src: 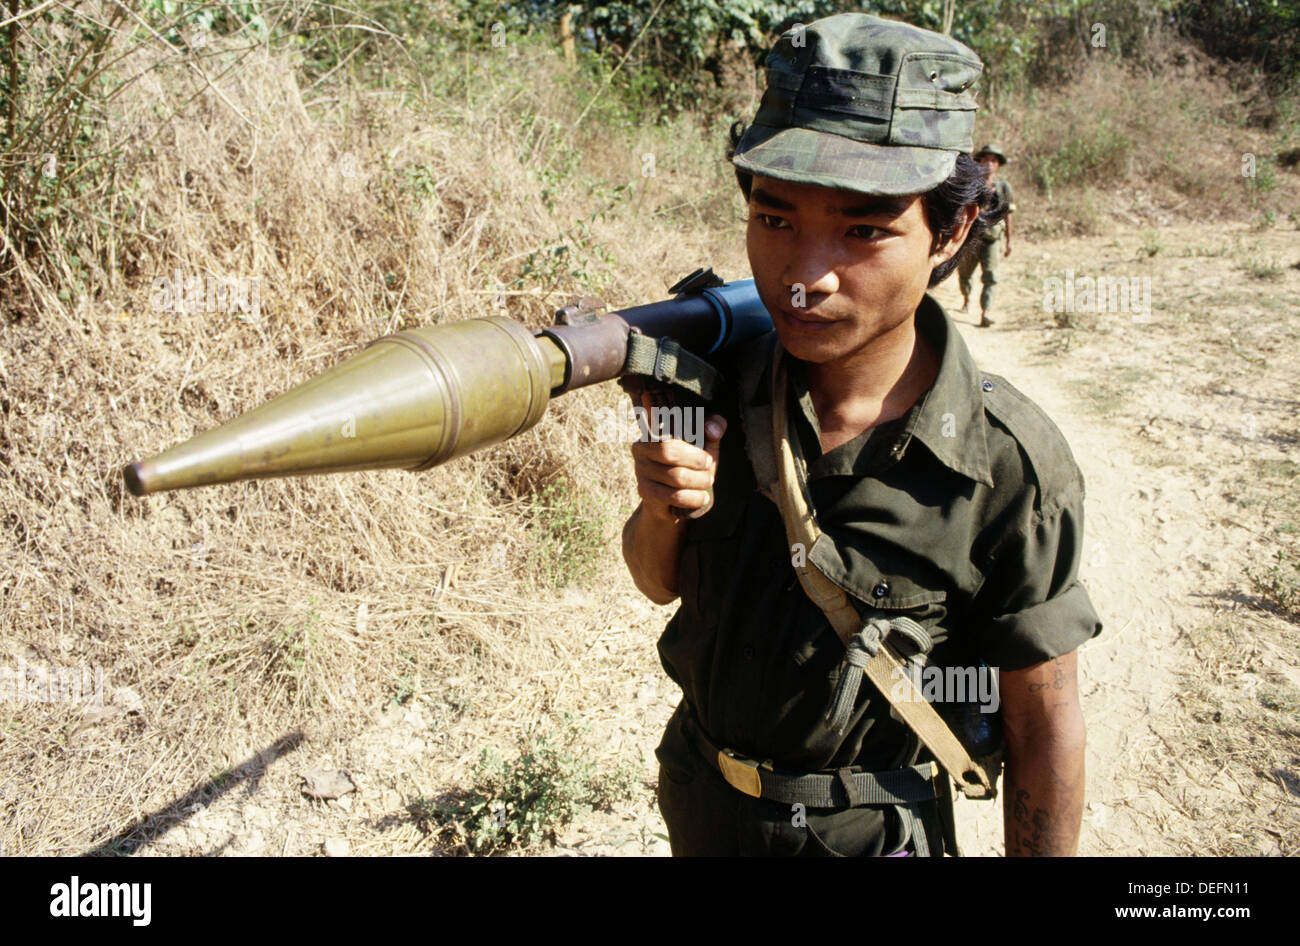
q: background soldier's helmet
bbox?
[974,143,1009,165]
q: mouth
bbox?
[777,307,839,331]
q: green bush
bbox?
[1241,255,1285,280]
[1033,115,1134,197]
[421,715,638,854]
[1246,549,1299,619]
[1176,0,1300,90]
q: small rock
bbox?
[112,687,144,714]
[323,837,350,857]
[301,769,356,800]
[337,794,353,811]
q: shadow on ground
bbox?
[82,730,304,856]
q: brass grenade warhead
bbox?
[123,318,566,496]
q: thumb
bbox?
[703,414,727,468]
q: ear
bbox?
[929,203,979,269]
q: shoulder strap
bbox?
[768,344,996,801]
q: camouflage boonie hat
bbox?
[975,143,1008,164]
[732,14,982,197]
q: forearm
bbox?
[1002,703,1086,856]
[998,652,1086,856]
[621,503,687,604]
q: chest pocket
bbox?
[807,532,950,631]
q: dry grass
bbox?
[0,25,739,855]
[1163,609,1300,856]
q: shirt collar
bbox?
[777,293,994,487]
[906,294,994,487]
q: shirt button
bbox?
[982,380,995,392]
[872,581,889,599]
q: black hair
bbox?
[727,123,1008,288]
[923,153,1006,286]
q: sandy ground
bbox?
[948,224,1298,857]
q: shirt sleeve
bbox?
[969,493,1102,672]
[1003,180,1016,214]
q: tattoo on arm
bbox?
[1011,789,1053,856]
[1027,657,1066,693]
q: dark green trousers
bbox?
[958,237,1000,312]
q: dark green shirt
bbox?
[657,293,1102,776]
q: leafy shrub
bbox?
[1246,549,1300,619]
[420,715,638,854]
[1033,116,1134,197]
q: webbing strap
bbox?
[623,332,720,400]
[685,714,940,808]
[769,344,996,801]
[759,763,940,808]
[900,803,932,857]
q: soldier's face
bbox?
[745,175,966,366]
[979,155,1000,177]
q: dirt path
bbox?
[949,280,1201,856]
[946,226,1298,856]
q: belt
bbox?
[681,711,940,809]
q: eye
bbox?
[848,224,883,239]
[755,213,790,230]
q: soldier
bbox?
[958,144,1016,326]
[622,14,1101,856]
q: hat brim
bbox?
[732,124,958,198]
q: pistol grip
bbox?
[641,384,713,522]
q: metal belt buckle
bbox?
[717,749,763,799]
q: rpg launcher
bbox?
[123,268,772,501]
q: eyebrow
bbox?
[751,186,911,219]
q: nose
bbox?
[783,244,839,300]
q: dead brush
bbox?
[0,7,740,855]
